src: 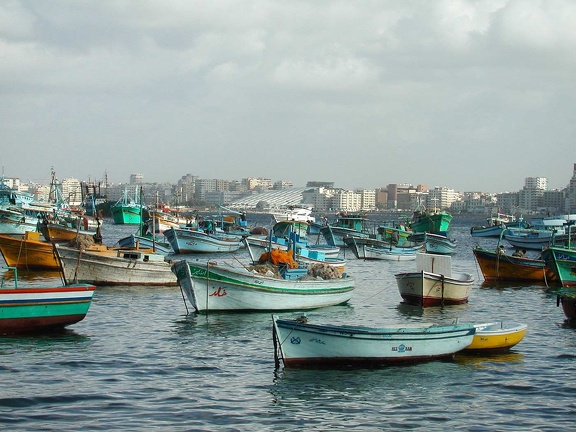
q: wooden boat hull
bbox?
[273,317,475,367]
[463,322,527,353]
[395,271,473,307]
[320,226,370,248]
[557,293,576,320]
[470,225,505,238]
[0,284,95,334]
[472,247,556,282]
[171,260,355,312]
[116,234,172,255]
[541,247,576,287]
[424,233,456,255]
[38,223,97,243]
[0,232,60,270]
[503,229,553,250]
[164,228,242,254]
[56,245,177,286]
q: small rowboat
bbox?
[272,315,475,368]
[463,322,527,353]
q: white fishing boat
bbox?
[395,253,474,307]
[272,315,476,368]
[163,227,243,254]
[171,259,354,313]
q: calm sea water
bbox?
[1,215,576,431]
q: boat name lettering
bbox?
[209,287,227,297]
[308,338,325,345]
[391,344,412,352]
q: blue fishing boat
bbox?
[470,214,530,237]
[319,212,372,247]
[164,227,243,254]
[343,236,424,261]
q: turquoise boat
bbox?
[111,186,146,225]
[410,210,453,234]
[0,267,96,334]
[541,244,576,288]
[319,212,372,247]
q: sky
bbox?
[1,0,575,194]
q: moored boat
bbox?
[462,322,527,353]
[395,253,474,306]
[343,236,424,261]
[111,186,146,225]
[410,232,457,255]
[409,202,452,234]
[164,227,243,254]
[319,212,372,247]
[470,214,530,238]
[0,267,95,335]
[472,246,556,283]
[272,315,476,368]
[171,259,354,313]
[0,231,60,270]
[556,291,576,320]
[541,244,576,287]
[56,244,177,286]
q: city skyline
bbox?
[2,2,575,193]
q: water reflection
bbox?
[396,302,469,321]
[479,280,551,290]
[454,351,525,366]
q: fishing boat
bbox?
[55,244,177,286]
[556,291,576,320]
[111,185,146,225]
[343,236,424,261]
[144,205,193,234]
[0,266,95,335]
[470,214,530,238]
[409,199,452,234]
[395,253,474,306]
[171,259,355,313]
[0,206,42,235]
[0,231,60,270]
[410,232,457,255]
[163,227,243,254]
[503,228,557,250]
[541,245,576,287]
[116,233,173,255]
[245,221,344,272]
[472,246,556,283]
[319,212,372,247]
[272,315,476,368]
[37,218,101,244]
[462,322,527,353]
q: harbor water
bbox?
[1,215,576,431]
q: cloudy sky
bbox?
[1,0,575,193]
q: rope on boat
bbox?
[178,283,189,315]
[52,243,68,286]
[272,316,280,369]
[73,248,82,284]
